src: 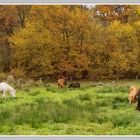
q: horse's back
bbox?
[0,82,13,91]
[68,82,80,88]
[129,85,139,96]
[58,79,65,88]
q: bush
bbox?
[16,82,31,91]
[34,80,44,87]
[10,68,25,79]
[6,75,15,84]
[0,72,7,81]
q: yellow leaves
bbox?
[9,15,55,78]
[95,5,113,13]
[108,20,135,35]
[5,5,140,79]
[134,21,140,28]
[10,68,25,79]
[107,21,137,51]
[108,52,127,71]
[135,6,140,15]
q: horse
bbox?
[128,85,140,111]
[136,91,140,111]
[0,82,16,99]
[68,82,80,88]
[57,76,67,88]
[128,85,139,104]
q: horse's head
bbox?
[10,89,16,97]
[128,94,135,104]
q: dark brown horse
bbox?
[136,91,140,111]
[68,82,80,88]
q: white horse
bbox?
[0,82,16,99]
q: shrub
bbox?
[6,75,15,84]
[0,72,7,81]
[10,68,25,79]
[34,80,44,87]
[16,83,31,91]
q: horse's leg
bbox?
[65,78,67,86]
[59,84,62,88]
[2,91,6,101]
[136,94,140,111]
[61,83,64,88]
[59,82,63,88]
[58,83,60,88]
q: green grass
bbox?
[0,80,139,135]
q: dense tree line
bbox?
[1,5,140,80]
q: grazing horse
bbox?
[57,76,67,88]
[68,82,80,88]
[128,85,139,104]
[0,82,16,99]
[128,85,140,111]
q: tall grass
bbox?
[0,81,138,135]
[96,85,129,93]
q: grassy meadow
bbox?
[0,80,139,135]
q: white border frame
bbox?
[0,0,140,139]
[0,0,140,4]
[0,136,140,140]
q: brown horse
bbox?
[128,85,139,104]
[128,85,140,111]
[57,76,67,88]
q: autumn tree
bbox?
[6,5,140,80]
[16,5,31,28]
[40,6,92,78]
[0,6,18,72]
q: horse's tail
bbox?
[58,79,64,88]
